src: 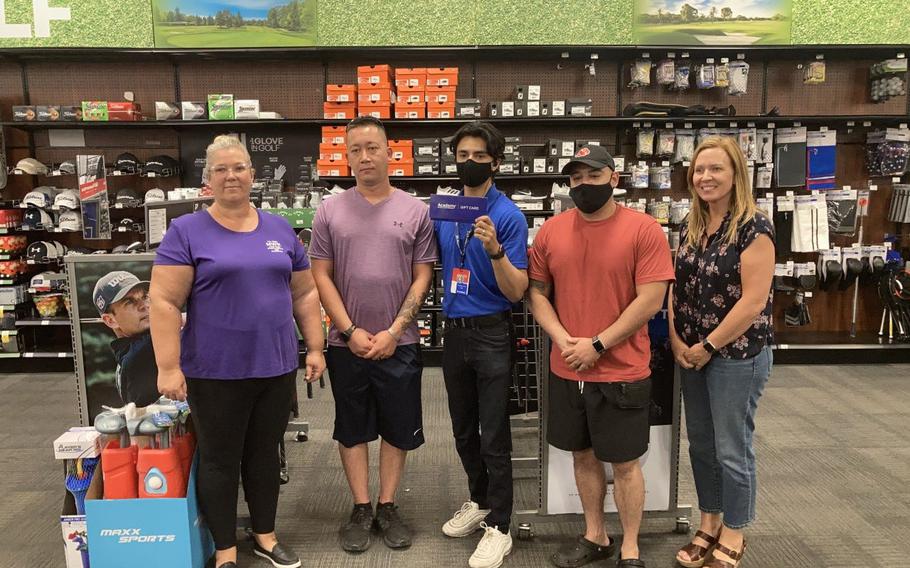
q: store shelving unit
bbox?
[2,43,909,370]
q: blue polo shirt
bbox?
[435,185,529,318]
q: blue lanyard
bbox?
[454,223,474,268]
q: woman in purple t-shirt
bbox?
[150,135,326,568]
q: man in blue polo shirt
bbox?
[435,121,529,568]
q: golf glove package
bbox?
[866,129,910,176]
[792,194,829,253]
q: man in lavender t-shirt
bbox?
[310,116,437,553]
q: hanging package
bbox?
[657,130,676,158]
[727,61,750,96]
[806,130,837,191]
[674,130,696,163]
[675,61,691,90]
[629,59,652,88]
[696,63,716,89]
[637,129,655,158]
[656,59,675,86]
[804,61,826,84]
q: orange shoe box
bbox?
[319,142,346,161]
[427,102,456,119]
[388,139,414,160]
[323,102,356,119]
[395,68,427,89]
[426,67,459,87]
[425,86,457,104]
[388,157,414,177]
[357,65,392,86]
[326,84,357,102]
[396,85,425,104]
[317,158,349,177]
[358,87,395,104]
[358,102,391,119]
[321,126,346,144]
[394,102,426,119]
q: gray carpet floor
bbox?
[2,364,909,567]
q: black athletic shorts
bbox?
[547,372,652,464]
[327,344,424,451]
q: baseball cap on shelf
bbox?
[560,144,617,175]
[58,210,82,231]
[142,155,180,177]
[26,240,53,262]
[115,188,141,208]
[22,208,53,230]
[15,158,49,175]
[30,271,67,292]
[92,270,149,315]
[144,188,166,203]
[23,186,56,208]
[53,189,80,211]
[113,152,143,175]
[58,160,77,175]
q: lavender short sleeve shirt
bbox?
[309,188,438,346]
[154,209,309,379]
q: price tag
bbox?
[58,352,68,358]
[847,121,855,127]
[706,58,715,64]
[721,57,729,64]
[683,161,691,167]
[708,121,716,127]
[893,177,902,183]
[24,352,33,358]
[737,53,746,60]
[643,122,652,127]
[668,52,676,59]
[768,123,776,129]
[633,122,641,128]
[147,172,156,178]
[820,126,828,132]
[638,161,646,166]
[794,122,802,127]
[662,196,671,201]
[747,122,755,127]
[730,122,738,127]
[843,185,851,191]
[684,122,692,129]
[662,161,670,166]
[642,52,650,59]
[870,184,878,191]
[665,122,673,128]
[41,320,50,326]
[816,54,825,60]
[804,292,813,298]
[864,121,872,127]
[898,53,906,59]
[682,52,689,58]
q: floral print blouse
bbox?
[673,212,775,359]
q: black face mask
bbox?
[456,159,493,188]
[569,182,614,214]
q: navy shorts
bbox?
[327,344,424,451]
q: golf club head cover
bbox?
[798,274,817,290]
[101,439,139,500]
[873,256,886,275]
[821,260,843,291]
[784,300,803,326]
[839,258,863,291]
[137,446,186,499]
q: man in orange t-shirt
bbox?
[528,144,673,568]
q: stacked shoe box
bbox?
[318,126,349,177]
[357,65,393,119]
[440,136,457,175]
[324,84,357,120]
[389,139,414,176]
[500,137,521,175]
[395,68,426,119]
[426,68,459,119]
[413,138,440,175]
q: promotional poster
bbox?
[69,255,158,424]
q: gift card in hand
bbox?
[429,194,488,223]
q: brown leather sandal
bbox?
[703,539,746,568]
[676,530,719,568]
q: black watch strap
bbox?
[341,324,357,342]
[488,245,506,260]
[592,335,606,354]
[702,339,717,354]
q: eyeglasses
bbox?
[209,163,251,177]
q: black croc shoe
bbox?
[551,535,616,567]
[252,541,301,568]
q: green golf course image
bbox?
[153,1,317,48]
[635,20,790,45]
[634,1,791,46]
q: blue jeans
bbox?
[680,346,772,529]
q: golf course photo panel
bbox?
[153,0,317,48]
[634,0,792,45]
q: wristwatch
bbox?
[591,335,606,354]
[341,324,357,343]
[488,245,506,260]
[701,339,717,354]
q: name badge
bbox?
[451,268,471,295]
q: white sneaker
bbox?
[469,523,513,568]
[442,501,490,537]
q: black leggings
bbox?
[187,370,295,550]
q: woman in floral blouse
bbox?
[670,137,775,568]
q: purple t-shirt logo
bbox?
[266,240,284,253]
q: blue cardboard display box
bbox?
[86,454,213,568]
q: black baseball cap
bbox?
[113,152,142,174]
[92,270,149,315]
[561,144,616,175]
[143,155,180,177]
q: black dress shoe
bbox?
[252,541,301,568]
[551,536,616,568]
[374,502,412,549]
[341,503,374,552]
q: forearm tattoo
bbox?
[529,278,552,298]
[395,289,427,327]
